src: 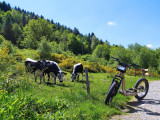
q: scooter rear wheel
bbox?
[134,78,149,100]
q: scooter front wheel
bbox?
[105,81,118,105]
[134,78,149,100]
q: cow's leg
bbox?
[48,73,50,82]
[54,77,56,84]
[34,72,37,82]
[39,71,42,84]
[43,72,45,83]
[54,76,56,84]
[77,73,80,82]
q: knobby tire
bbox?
[105,81,118,105]
[134,78,149,100]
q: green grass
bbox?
[1,41,160,119]
[0,47,159,119]
[1,70,155,120]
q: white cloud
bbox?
[107,21,117,26]
[147,44,152,48]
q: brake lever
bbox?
[131,64,141,68]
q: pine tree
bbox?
[22,13,27,27]
[4,12,14,43]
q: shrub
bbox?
[52,54,67,63]
[59,57,79,72]
[38,36,52,59]
[0,46,16,71]
[0,34,5,44]
[0,39,18,54]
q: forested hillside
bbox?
[1,1,160,71]
[1,1,160,119]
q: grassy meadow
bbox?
[0,48,158,120]
[0,70,147,119]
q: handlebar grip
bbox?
[111,57,119,61]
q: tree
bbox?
[67,33,81,55]
[110,46,132,65]
[0,13,4,34]
[53,30,61,43]
[60,29,70,51]
[12,23,23,46]
[0,1,11,12]
[91,35,99,51]
[81,35,91,54]
[87,33,92,46]
[128,43,143,64]
[4,11,13,42]
[139,47,151,68]
[38,36,52,59]
[22,12,27,27]
[73,27,80,36]
[23,18,54,49]
[11,9,22,25]
[128,43,142,51]
[92,44,110,60]
[139,47,158,69]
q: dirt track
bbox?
[110,81,160,120]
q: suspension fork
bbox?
[118,72,126,92]
[109,74,122,96]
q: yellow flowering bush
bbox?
[59,57,79,72]
[0,46,16,71]
[48,53,160,78]
[52,54,67,63]
[0,46,10,60]
[53,53,122,74]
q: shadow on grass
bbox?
[125,99,160,116]
[46,82,70,88]
[89,94,101,101]
[74,80,93,84]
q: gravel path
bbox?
[110,81,160,120]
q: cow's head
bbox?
[71,73,76,82]
[57,71,67,82]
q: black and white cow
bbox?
[42,60,67,84]
[71,63,83,82]
[25,58,44,84]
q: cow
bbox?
[71,63,83,82]
[41,60,67,84]
[25,58,44,84]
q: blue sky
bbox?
[3,0,160,49]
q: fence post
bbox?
[85,67,90,95]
